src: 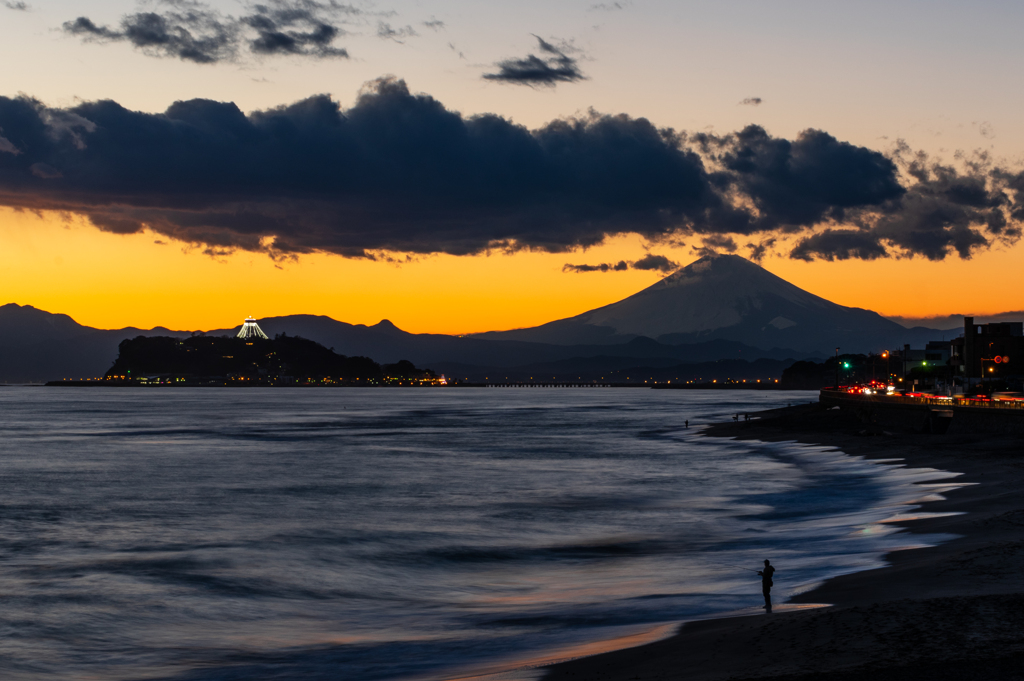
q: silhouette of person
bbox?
[757,559,775,613]
[685,419,689,429]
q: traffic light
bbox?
[842,362,850,369]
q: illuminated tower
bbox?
[237,316,269,340]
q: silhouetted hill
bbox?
[107,335,382,382]
[205,316,812,368]
[0,304,190,383]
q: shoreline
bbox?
[542,403,1024,680]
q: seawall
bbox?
[818,390,1024,435]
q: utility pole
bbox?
[903,344,910,390]
[835,347,840,389]
[985,342,995,394]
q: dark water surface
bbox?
[0,388,959,680]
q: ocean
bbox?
[0,387,960,680]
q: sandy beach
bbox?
[542,402,1024,681]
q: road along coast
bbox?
[542,403,1024,681]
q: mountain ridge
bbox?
[471,254,953,352]
[0,255,959,381]
[0,303,813,382]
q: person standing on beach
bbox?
[757,559,775,613]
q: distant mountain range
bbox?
[0,304,190,384]
[0,254,964,383]
[472,254,955,352]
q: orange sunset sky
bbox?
[2,0,1023,334]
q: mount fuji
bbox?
[473,253,950,354]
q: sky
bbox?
[1,0,1023,333]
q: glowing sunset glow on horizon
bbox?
[4,207,1024,334]
[2,1,1024,332]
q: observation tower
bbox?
[237,316,269,340]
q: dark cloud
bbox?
[64,16,130,41]
[422,19,445,31]
[483,36,585,86]
[562,254,677,273]
[563,261,629,273]
[5,1,29,10]
[691,235,738,258]
[245,1,353,58]
[0,80,1020,263]
[63,0,353,63]
[745,237,776,262]
[630,253,678,272]
[376,21,417,42]
[697,125,906,233]
[589,2,628,10]
[789,230,888,261]
[448,42,465,59]
[789,145,1022,261]
[0,78,732,258]
[29,163,62,179]
[0,134,20,155]
[64,7,239,64]
[739,97,762,106]
[701,235,738,251]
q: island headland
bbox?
[542,402,1024,681]
[68,334,443,387]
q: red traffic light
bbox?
[994,356,1002,364]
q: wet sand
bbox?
[542,403,1024,681]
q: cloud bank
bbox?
[888,311,1024,329]
[64,0,354,63]
[0,78,1020,262]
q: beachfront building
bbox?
[951,317,1024,391]
[898,341,954,392]
[900,341,951,374]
